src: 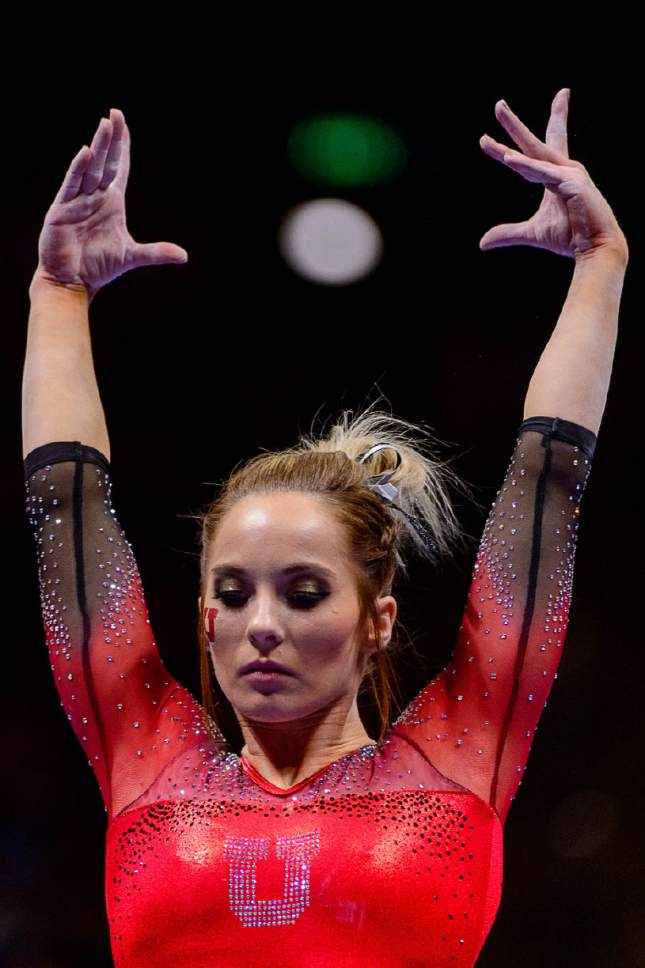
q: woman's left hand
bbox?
[479,88,628,262]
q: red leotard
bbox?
[23,415,596,967]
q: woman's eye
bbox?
[289,592,327,608]
[214,591,248,608]
[214,590,327,609]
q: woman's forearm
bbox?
[22,276,111,461]
[523,246,628,436]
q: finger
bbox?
[113,119,131,194]
[53,144,93,204]
[128,241,189,269]
[501,149,573,187]
[97,108,125,191]
[481,131,586,181]
[479,218,534,251]
[494,98,567,165]
[81,116,113,194]
[479,133,509,164]
[545,87,570,158]
[480,136,571,185]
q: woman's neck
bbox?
[240,733,376,790]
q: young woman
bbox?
[22,89,627,966]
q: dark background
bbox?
[3,61,642,966]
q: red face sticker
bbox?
[203,607,219,645]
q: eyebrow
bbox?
[210,563,336,579]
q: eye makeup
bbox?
[211,564,332,591]
[212,572,330,608]
[210,562,336,580]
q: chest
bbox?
[105,791,503,967]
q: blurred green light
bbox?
[287,114,407,187]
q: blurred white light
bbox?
[278,198,383,286]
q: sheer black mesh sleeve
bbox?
[24,442,226,823]
[391,416,597,826]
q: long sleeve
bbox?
[390,415,597,827]
[24,441,226,824]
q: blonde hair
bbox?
[187,397,479,748]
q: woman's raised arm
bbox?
[22,108,188,459]
[478,88,629,436]
[22,279,110,459]
[21,112,225,825]
[391,89,627,826]
[521,247,627,435]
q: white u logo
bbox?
[225,831,321,927]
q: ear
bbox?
[365,595,397,655]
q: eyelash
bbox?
[214,590,328,610]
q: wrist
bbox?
[29,271,94,304]
[574,240,629,271]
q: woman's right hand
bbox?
[31,108,188,302]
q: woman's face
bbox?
[200,491,396,727]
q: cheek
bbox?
[203,606,219,645]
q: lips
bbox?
[240,660,294,676]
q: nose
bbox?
[246,589,284,651]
